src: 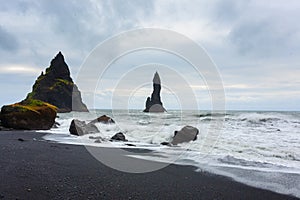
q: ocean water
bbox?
[41,110,300,197]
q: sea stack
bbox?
[143,72,166,112]
[26,52,88,113]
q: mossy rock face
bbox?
[0,99,57,130]
[26,52,88,113]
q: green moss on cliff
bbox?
[10,99,57,114]
[26,73,45,99]
[27,75,73,97]
[45,66,51,74]
[1,98,57,130]
[48,78,73,90]
[57,78,72,85]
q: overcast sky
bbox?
[0,0,299,110]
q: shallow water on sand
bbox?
[41,110,300,197]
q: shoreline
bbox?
[0,130,298,200]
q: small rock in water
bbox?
[110,132,127,141]
[161,142,170,146]
[52,121,60,128]
[90,115,115,124]
[94,139,102,143]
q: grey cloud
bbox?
[33,0,154,52]
[0,26,19,51]
[0,0,300,110]
[226,2,300,58]
[228,19,296,57]
[0,1,31,13]
[0,0,156,78]
[36,1,97,49]
[213,0,249,23]
[108,0,153,17]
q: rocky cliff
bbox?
[26,52,88,113]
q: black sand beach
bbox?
[0,131,298,200]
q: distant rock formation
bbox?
[143,72,166,112]
[26,51,88,113]
[0,99,57,130]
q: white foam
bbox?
[41,110,300,198]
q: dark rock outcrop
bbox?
[0,114,9,130]
[0,99,57,130]
[110,132,127,141]
[69,119,99,136]
[125,144,136,146]
[170,126,199,145]
[90,115,115,124]
[143,72,166,112]
[0,126,12,131]
[0,117,13,131]
[26,52,88,113]
[52,121,60,128]
[161,141,170,146]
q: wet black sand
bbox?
[0,131,298,200]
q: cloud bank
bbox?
[0,0,299,110]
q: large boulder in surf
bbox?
[69,119,99,136]
[0,99,57,130]
[171,126,199,145]
[25,51,88,113]
[90,115,115,124]
[143,72,166,113]
[110,132,127,141]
